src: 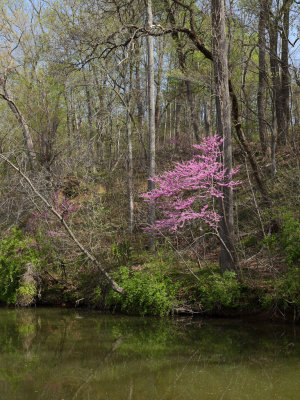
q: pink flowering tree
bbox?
[27,191,80,238]
[141,135,240,234]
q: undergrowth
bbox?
[104,265,178,316]
[0,229,40,304]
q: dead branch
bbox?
[0,154,125,295]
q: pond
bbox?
[0,308,299,400]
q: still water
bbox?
[0,308,299,400]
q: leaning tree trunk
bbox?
[0,155,125,295]
[211,0,237,272]
[0,85,36,170]
[146,0,156,249]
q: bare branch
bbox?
[0,154,125,295]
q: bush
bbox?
[190,270,242,311]
[105,266,178,316]
[264,209,300,267]
[0,229,40,304]
[262,268,300,314]
[111,241,132,266]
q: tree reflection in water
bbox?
[0,308,299,400]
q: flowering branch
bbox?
[141,135,241,233]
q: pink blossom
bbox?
[142,135,241,233]
[26,192,80,235]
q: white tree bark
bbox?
[146,0,156,248]
[126,108,134,234]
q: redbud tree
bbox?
[141,135,240,234]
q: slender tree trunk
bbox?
[64,92,72,157]
[203,101,211,136]
[0,87,36,169]
[185,80,200,142]
[211,0,237,272]
[146,0,156,249]
[126,66,134,234]
[83,68,94,141]
[175,95,182,149]
[91,66,105,166]
[279,0,290,145]
[134,42,148,163]
[126,109,134,233]
[257,0,268,155]
[164,0,200,143]
[155,37,164,133]
[268,13,283,151]
[135,42,144,129]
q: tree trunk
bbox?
[126,66,134,234]
[164,0,200,143]
[279,0,290,145]
[175,95,182,149]
[83,67,94,141]
[203,101,211,136]
[126,108,134,234]
[0,87,36,170]
[268,14,282,152]
[91,66,105,166]
[155,37,164,134]
[211,0,237,272]
[257,0,268,155]
[135,42,144,130]
[185,80,200,142]
[146,0,156,249]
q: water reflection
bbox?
[0,308,299,400]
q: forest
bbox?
[0,0,299,321]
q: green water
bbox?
[0,309,299,400]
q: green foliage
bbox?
[17,283,37,298]
[188,269,242,311]
[264,209,300,267]
[262,268,300,313]
[241,233,258,249]
[106,266,178,316]
[111,241,132,266]
[0,229,39,304]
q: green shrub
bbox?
[262,268,300,313]
[0,229,40,304]
[105,266,178,316]
[264,209,300,267]
[17,283,36,297]
[192,270,242,311]
[111,241,132,266]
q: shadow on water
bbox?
[0,308,299,400]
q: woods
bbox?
[0,0,299,319]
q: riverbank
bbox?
[0,228,299,322]
[3,261,298,323]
